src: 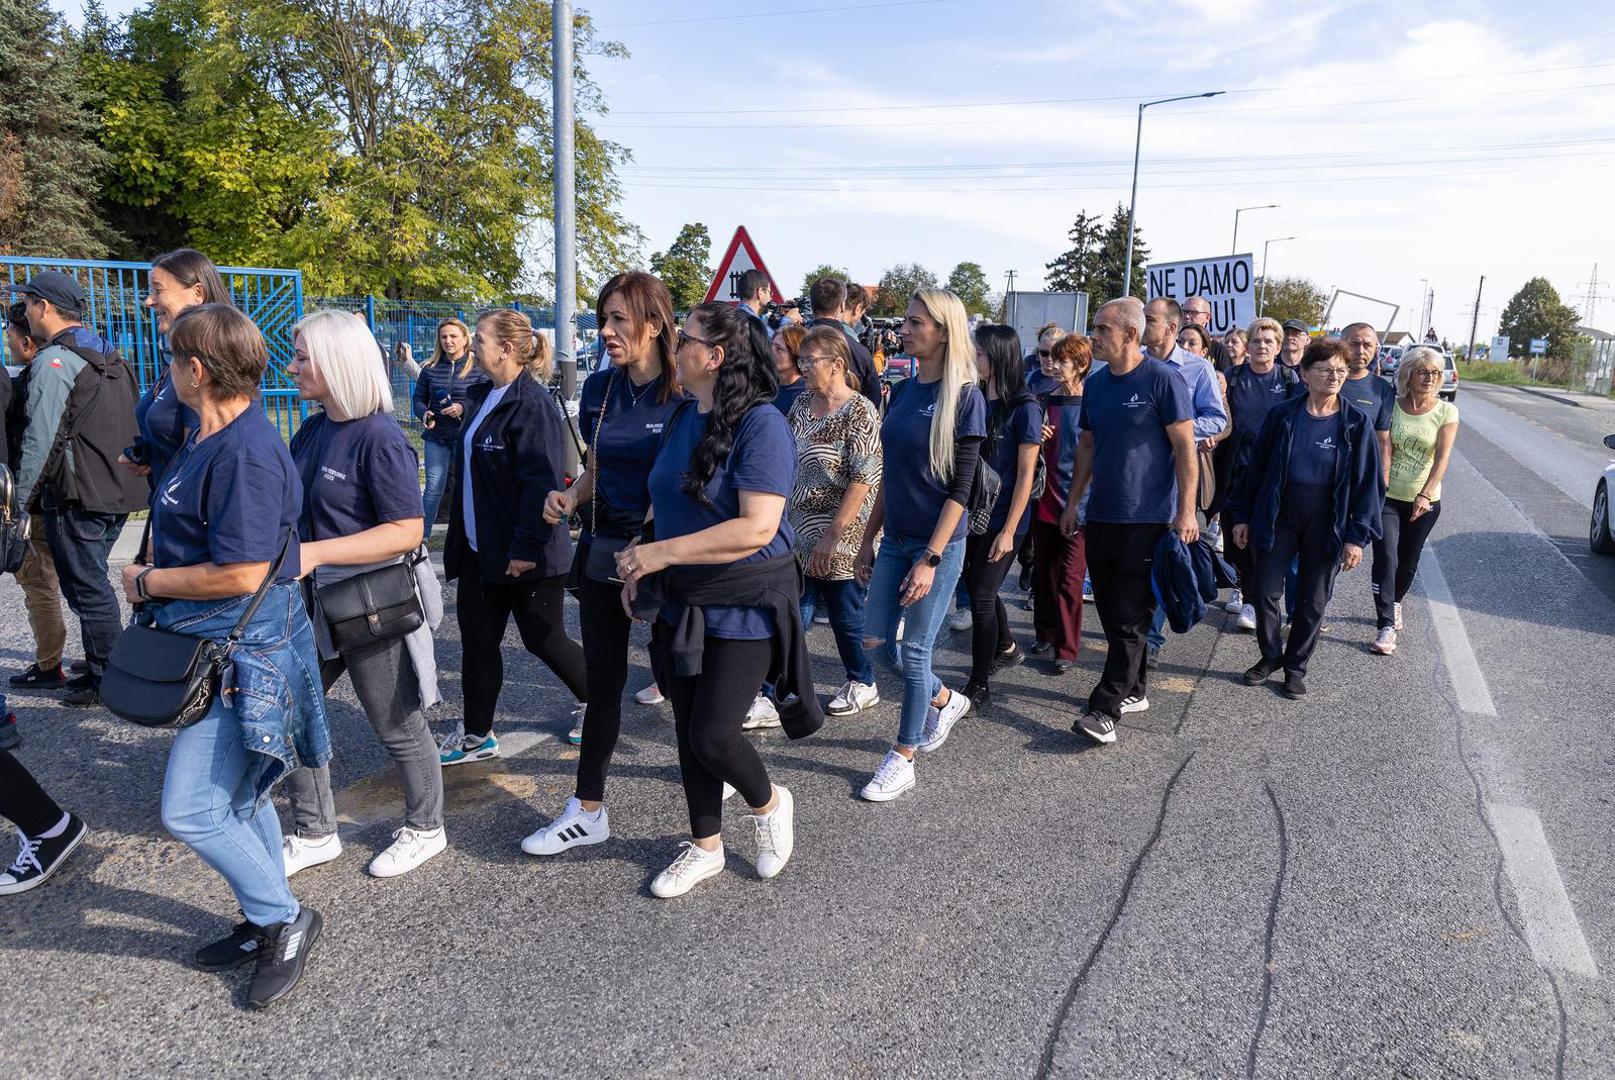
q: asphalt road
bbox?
[3,381,1614,1078]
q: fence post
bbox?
[364,295,377,334]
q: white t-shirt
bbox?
[461,382,512,551]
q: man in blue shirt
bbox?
[1061,297,1199,746]
[1141,297,1227,665]
[1338,322,1393,487]
[736,269,773,339]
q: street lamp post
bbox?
[1123,90,1225,297]
[1231,204,1278,255]
[1418,278,1430,338]
[1258,236,1297,315]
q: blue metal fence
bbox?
[0,256,307,433]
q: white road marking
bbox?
[1418,551,1497,717]
[1486,803,1600,978]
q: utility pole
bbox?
[1002,270,1016,324]
[1465,276,1484,362]
[1124,91,1225,298]
[1578,263,1603,325]
[553,0,578,471]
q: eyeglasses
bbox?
[797,353,835,368]
[1310,368,1349,380]
[677,329,718,349]
[1411,369,1442,378]
[1037,349,1052,358]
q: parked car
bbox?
[1592,434,1615,556]
[1438,350,1458,401]
[1378,344,1405,378]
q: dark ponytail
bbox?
[975,323,1032,441]
[682,302,778,504]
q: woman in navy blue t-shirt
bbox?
[523,272,684,860]
[959,324,1042,705]
[853,289,987,803]
[278,309,444,881]
[119,304,328,1009]
[610,301,799,898]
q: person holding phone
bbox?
[410,319,488,534]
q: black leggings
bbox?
[0,750,65,836]
[1371,497,1441,629]
[457,572,588,738]
[963,531,1017,684]
[575,575,634,803]
[657,634,773,839]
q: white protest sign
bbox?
[1146,254,1256,335]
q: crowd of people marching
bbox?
[0,254,1460,1009]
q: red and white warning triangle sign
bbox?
[704,226,784,305]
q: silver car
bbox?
[1593,434,1615,555]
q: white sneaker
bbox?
[723,783,737,801]
[753,785,795,879]
[1236,604,1257,631]
[859,750,916,802]
[1371,626,1397,655]
[917,689,969,753]
[635,683,665,706]
[826,680,879,716]
[650,842,725,898]
[741,695,781,730]
[1393,602,1403,632]
[813,612,830,625]
[946,608,973,631]
[567,703,585,746]
[1119,694,1150,715]
[367,825,446,878]
[521,797,610,856]
[282,832,341,877]
[1224,589,1243,613]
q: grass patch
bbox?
[1457,360,1529,386]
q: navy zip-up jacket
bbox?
[444,374,573,582]
[1224,394,1384,557]
[412,357,491,445]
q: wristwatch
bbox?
[921,548,942,568]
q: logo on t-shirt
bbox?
[319,465,348,483]
[478,432,504,452]
[159,477,182,508]
[921,402,936,417]
[1125,393,1145,409]
[1316,435,1337,452]
[1271,383,1287,394]
[646,422,664,434]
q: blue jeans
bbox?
[863,535,966,748]
[421,438,455,535]
[801,577,874,684]
[162,704,299,927]
[41,501,128,681]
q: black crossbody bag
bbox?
[314,546,428,654]
[0,464,29,575]
[102,533,292,731]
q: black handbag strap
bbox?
[226,532,293,642]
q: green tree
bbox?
[648,222,712,310]
[1498,276,1580,361]
[946,261,991,315]
[1255,275,1328,326]
[799,263,850,298]
[1093,202,1147,301]
[0,0,112,256]
[1043,209,1103,295]
[874,262,938,316]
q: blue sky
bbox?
[54,0,1615,339]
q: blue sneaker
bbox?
[1082,576,1095,604]
[439,727,500,767]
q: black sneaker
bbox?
[0,712,18,751]
[1048,658,1073,677]
[63,672,94,692]
[1017,567,1033,592]
[248,905,323,1010]
[1243,659,1281,685]
[1281,672,1308,699]
[991,643,1024,674]
[1145,645,1161,670]
[9,663,67,689]
[1072,710,1117,745]
[194,918,269,971]
[64,686,100,709]
[0,813,88,895]
[69,660,89,675]
[962,680,992,709]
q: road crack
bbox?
[1245,781,1289,1079]
[1034,750,1197,1080]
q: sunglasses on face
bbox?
[677,329,717,350]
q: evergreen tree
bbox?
[648,223,713,311]
[1043,210,1103,295]
[1094,202,1147,301]
[0,0,112,256]
[1498,277,1580,362]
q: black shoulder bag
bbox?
[102,534,292,730]
[314,546,428,655]
[0,464,29,575]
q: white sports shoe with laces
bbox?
[521,797,610,856]
[282,832,341,877]
[368,825,446,878]
[753,785,795,879]
[859,749,916,802]
[650,842,725,898]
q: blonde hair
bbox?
[293,308,394,421]
[1246,316,1284,344]
[913,288,976,482]
[477,309,552,383]
[428,318,475,379]
[1397,346,1444,396]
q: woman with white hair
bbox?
[853,289,986,801]
[280,309,445,879]
[1369,345,1459,655]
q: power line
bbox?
[596,0,957,30]
[607,60,1615,115]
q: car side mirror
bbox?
[1604,434,1615,452]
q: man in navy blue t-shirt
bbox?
[1338,322,1393,488]
[1059,297,1198,745]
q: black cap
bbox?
[1281,319,1309,333]
[7,270,86,314]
